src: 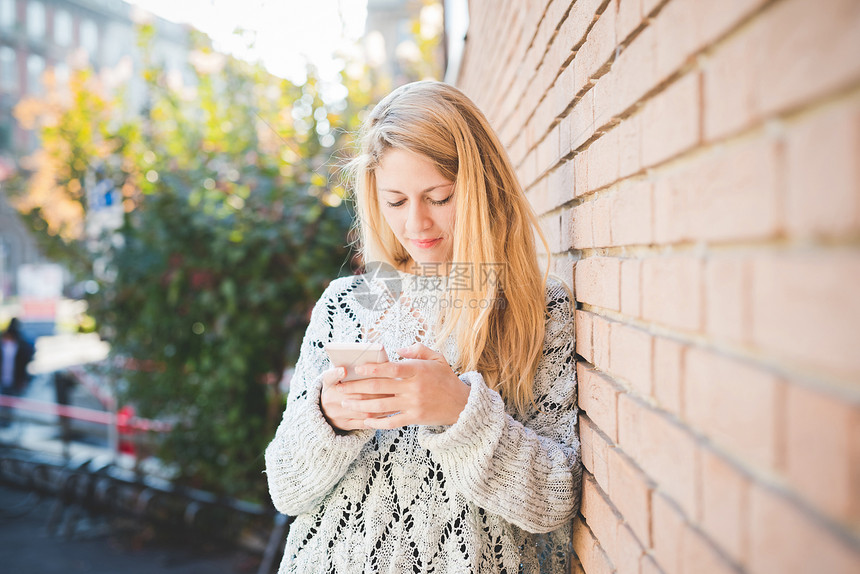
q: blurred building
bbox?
[0,0,195,299]
[364,0,445,85]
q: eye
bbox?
[385,199,406,208]
[429,193,454,206]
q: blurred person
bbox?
[0,318,35,427]
[265,81,580,573]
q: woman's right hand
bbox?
[320,366,396,432]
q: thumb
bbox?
[397,342,439,360]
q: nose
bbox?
[404,201,432,235]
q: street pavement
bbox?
[0,482,258,574]
[0,333,264,573]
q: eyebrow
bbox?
[377,183,454,195]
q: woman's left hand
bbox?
[337,342,470,429]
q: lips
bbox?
[411,238,442,249]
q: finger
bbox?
[341,393,396,401]
[354,361,412,380]
[334,418,370,431]
[363,412,410,430]
[321,367,346,387]
[366,411,401,419]
[342,397,402,414]
[339,377,404,395]
[396,342,442,360]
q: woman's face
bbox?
[375,148,456,274]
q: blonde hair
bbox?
[348,81,550,414]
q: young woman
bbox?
[265,80,581,573]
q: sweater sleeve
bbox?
[264,281,374,516]
[417,280,581,534]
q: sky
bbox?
[126,0,369,84]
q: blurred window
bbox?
[0,0,15,30]
[80,19,98,57]
[53,61,68,87]
[26,53,44,94]
[54,9,73,46]
[0,46,16,92]
[27,1,46,40]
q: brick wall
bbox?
[455,0,860,572]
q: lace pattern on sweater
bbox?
[265,271,581,573]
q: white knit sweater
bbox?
[264,269,581,573]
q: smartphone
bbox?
[324,342,389,382]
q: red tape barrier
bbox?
[0,394,172,432]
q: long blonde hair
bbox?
[348,81,550,414]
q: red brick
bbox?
[592,66,618,131]
[539,212,562,254]
[552,156,576,198]
[751,251,860,380]
[652,0,700,82]
[573,516,614,574]
[560,206,575,251]
[641,555,665,574]
[608,447,653,546]
[582,474,621,560]
[591,192,613,247]
[749,485,860,574]
[699,449,749,564]
[653,337,684,415]
[587,129,621,192]
[570,90,595,152]
[536,124,561,176]
[685,348,779,469]
[681,525,741,574]
[568,202,593,250]
[577,363,622,442]
[574,149,590,197]
[641,256,703,333]
[563,0,607,58]
[559,112,574,159]
[620,258,642,318]
[553,257,575,293]
[702,20,758,141]
[615,0,643,42]
[618,394,699,517]
[693,0,768,46]
[756,0,860,117]
[785,102,860,237]
[527,176,550,215]
[785,384,860,523]
[575,309,594,364]
[542,0,575,73]
[610,179,652,246]
[640,72,700,168]
[641,0,661,17]
[617,114,642,178]
[610,24,657,118]
[651,492,686,574]
[615,523,646,574]
[592,313,611,373]
[575,256,621,311]
[580,415,596,472]
[609,322,653,397]
[704,256,751,344]
[582,415,613,493]
[652,136,779,244]
[573,1,618,94]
